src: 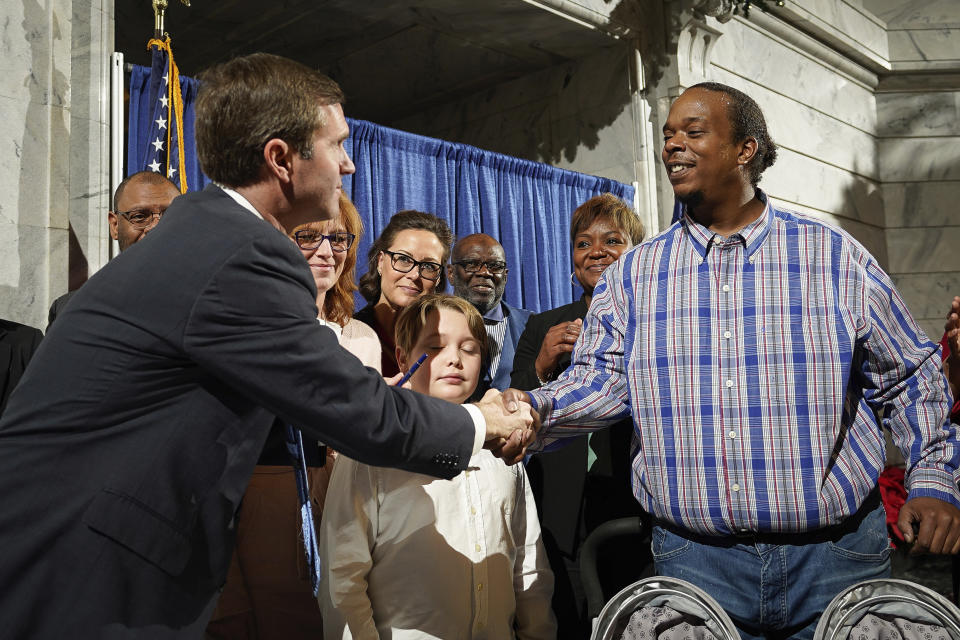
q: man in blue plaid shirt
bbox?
[511,82,960,638]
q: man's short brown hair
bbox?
[195,53,345,188]
[394,293,488,362]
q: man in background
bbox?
[47,171,180,327]
[449,233,531,397]
[0,319,42,416]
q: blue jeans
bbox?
[651,503,891,639]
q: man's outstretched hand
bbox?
[897,496,960,554]
[475,388,539,465]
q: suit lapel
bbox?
[0,339,14,412]
[496,305,520,388]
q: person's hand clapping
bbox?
[534,318,582,383]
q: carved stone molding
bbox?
[692,0,737,23]
[677,17,725,84]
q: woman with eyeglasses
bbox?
[207,193,380,640]
[510,193,646,639]
[294,198,381,366]
[355,210,454,377]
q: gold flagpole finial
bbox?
[152,0,190,39]
[152,0,167,38]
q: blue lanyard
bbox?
[284,424,321,596]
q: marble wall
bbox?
[69,0,113,293]
[0,0,112,331]
[878,82,960,340]
[871,0,960,68]
[869,0,960,340]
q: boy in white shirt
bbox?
[319,293,556,640]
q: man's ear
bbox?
[108,211,119,241]
[262,138,294,184]
[396,346,408,372]
[446,263,456,282]
[737,136,758,167]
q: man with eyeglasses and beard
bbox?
[448,233,532,398]
[47,171,181,327]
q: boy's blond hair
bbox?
[395,293,488,361]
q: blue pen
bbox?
[397,353,429,387]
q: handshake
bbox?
[474,388,541,464]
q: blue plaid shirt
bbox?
[529,191,960,536]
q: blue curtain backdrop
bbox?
[127,62,209,193]
[127,65,635,313]
[344,119,634,314]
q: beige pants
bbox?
[206,460,335,640]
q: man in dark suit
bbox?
[0,53,534,639]
[448,233,531,396]
[0,319,43,416]
[47,172,181,327]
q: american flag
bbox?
[138,36,186,192]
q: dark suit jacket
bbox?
[467,301,531,403]
[511,297,587,392]
[47,290,76,329]
[0,319,43,417]
[484,301,532,393]
[0,185,475,638]
[512,297,640,557]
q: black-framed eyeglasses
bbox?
[382,250,443,281]
[453,259,508,275]
[294,230,356,253]
[115,208,167,229]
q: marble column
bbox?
[0,0,112,331]
[69,0,114,293]
[879,82,960,341]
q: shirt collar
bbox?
[216,184,264,221]
[680,189,773,262]
[483,300,506,323]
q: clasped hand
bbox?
[475,388,541,465]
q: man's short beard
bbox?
[676,189,704,210]
[472,299,496,315]
[453,280,501,315]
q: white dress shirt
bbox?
[319,450,556,640]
